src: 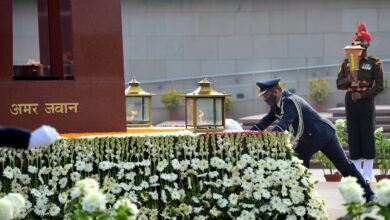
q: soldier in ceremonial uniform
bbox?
[337,22,384,182]
[0,125,59,149]
[250,77,374,202]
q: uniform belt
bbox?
[347,87,369,92]
[347,81,372,92]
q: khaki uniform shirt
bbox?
[337,55,384,99]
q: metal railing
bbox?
[130,58,390,85]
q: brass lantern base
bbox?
[127,123,153,127]
[187,127,226,133]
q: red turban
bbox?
[353,22,371,43]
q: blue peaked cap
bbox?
[256,77,281,96]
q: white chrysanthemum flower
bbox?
[51,166,62,177]
[110,183,122,194]
[156,160,169,172]
[0,198,14,220]
[70,187,81,199]
[4,193,25,218]
[253,191,262,200]
[209,206,221,217]
[81,191,107,212]
[338,177,364,203]
[84,163,93,172]
[30,188,42,197]
[122,162,135,170]
[34,204,47,216]
[12,167,21,179]
[70,172,81,182]
[375,126,384,135]
[217,198,228,208]
[27,165,38,174]
[180,160,190,172]
[18,174,31,185]
[106,193,116,204]
[191,158,200,170]
[231,176,241,185]
[335,119,346,127]
[171,189,181,200]
[171,159,181,170]
[139,159,151,167]
[76,178,99,193]
[3,166,13,179]
[75,161,86,171]
[148,191,158,200]
[138,214,148,220]
[228,193,239,206]
[212,193,222,200]
[126,172,136,181]
[292,206,306,217]
[208,171,219,178]
[199,160,209,171]
[237,160,247,169]
[144,167,152,176]
[139,181,149,189]
[179,203,193,215]
[99,161,115,171]
[161,190,167,203]
[58,192,68,204]
[36,196,48,206]
[49,204,60,216]
[160,173,178,182]
[59,177,68,189]
[222,177,233,187]
[149,175,158,184]
[286,214,297,220]
[375,179,390,206]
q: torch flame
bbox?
[127,110,139,121]
[26,59,41,66]
[198,110,206,125]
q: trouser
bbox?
[345,92,376,160]
[294,133,374,200]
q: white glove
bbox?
[225,119,244,131]
[28,125,59,148]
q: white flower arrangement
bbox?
[0,193,25,220]
[338,178,390,219]
[0,131,327,219]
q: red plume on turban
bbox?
[353,22,371,43]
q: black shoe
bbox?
[365,194,376,204]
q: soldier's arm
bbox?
[0,126,31,149]
[336,59,351,90]
[272,99,298,132]
[361,60,384,99]
[250,110,277,131]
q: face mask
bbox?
[265,93,277,106]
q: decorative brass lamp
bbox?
[344,45,364,87]
[125,77,155,127]
[184,77,229,132]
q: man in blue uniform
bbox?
[250,78,374,202]
[0,125,59,149]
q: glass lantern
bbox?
[125,77,155,127]
[184,78,228,132]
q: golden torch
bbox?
[343,45,364,87]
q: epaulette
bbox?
[368,56,381,65]
[368,55,380,61]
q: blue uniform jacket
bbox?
[0,126,30,149]
[251,91,336,148]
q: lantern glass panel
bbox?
[196,98,223,127]
[126,97,149,124]
[186,98,194,127]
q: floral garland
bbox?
[0,131,327,219]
